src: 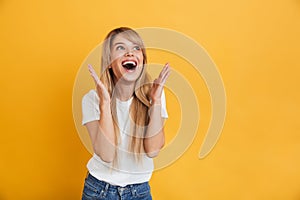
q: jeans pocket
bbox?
[82,178,102,199]
[134,183,152,199]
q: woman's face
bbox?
[109,33,144,83]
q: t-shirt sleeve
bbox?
[161,90,168,119]
[82,90,100,125]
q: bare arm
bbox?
[144,102,166,158]
[85,65,115,163]
[144,63,171,157]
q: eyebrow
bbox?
[113,42,139,46]
[113,42,125,46]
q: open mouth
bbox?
[122,60,137,70]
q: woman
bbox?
[81,27,170,200]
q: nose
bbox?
[125,50,134,57]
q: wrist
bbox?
[150,99,161,105]
[148,102,162,117]
[100,101,111,112]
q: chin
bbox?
[121,73,141,83]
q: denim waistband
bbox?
[86,172,148,193]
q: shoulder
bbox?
[82,89,100,125]
[82,89,98,103]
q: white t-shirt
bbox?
[82,89,168,186]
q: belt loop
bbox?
[130,184,137,197]
[100,182,109,198]
[105,183,109,192]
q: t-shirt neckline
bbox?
[116,96,133,106]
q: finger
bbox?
[161,65,171,80]
[88,64,101,84]
[95,80,107,99]
[158,63,169,79]
[88,64,98,78]
[88,64,96,74]
[161,69,171,85]
[97,79,106,91]
[161,63,170,79]
[153,78,159,84]
[157,64,170,84]
[88,64,97,77]
[160,68,171,85]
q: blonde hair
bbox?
[100,27,152,162]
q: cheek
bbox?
[139,54,144,64]
[110,60,122,76]
[111,51,124,60]
[110,53,122,66]
[110,59,117,68]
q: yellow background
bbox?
[1,0,300,199]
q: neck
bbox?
[114,79,135,101]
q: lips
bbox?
[121,60,137,70]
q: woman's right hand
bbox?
[88,64,110,104]
[86,64,115,163]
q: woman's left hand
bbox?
[149,63,171,104]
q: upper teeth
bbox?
[123,61,136,66]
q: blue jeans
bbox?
[82,173,152,200]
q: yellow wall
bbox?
[1,0,300,199]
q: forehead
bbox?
[111,32,142,46]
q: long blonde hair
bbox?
[100,27,152,162]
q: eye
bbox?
[133,46,141,51]
[116,45,125,50]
